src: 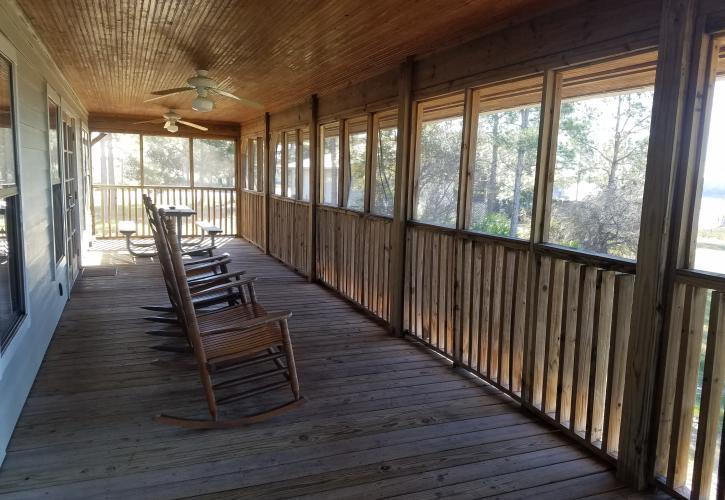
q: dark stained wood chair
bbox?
[152,212,303,428]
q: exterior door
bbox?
[62,113,80,285]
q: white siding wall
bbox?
[0,2,87,466]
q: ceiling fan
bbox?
[145,69,263,112]
[133,110,207,133]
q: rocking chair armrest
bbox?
[183,253,230,267]
[190,276,258,297]
[185,257,232,273]
[189,270,247,289]
[200,311,292,336]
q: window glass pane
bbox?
[142,135,190,186]
[246,138,257,191]
[301,130,310,201]
[0,55,23,346]
[48,98,64,263]
[372,114,397,217]
[548,55,656,259]
[259,139,265,192]
[91,133,141,185]
[274,134,282,196]
[414,97,463,227]
[286,131,297,198]
[694,77,725,273]
[321,123,340,205]
[470,79,541,239]
[0,196,23,340]
[48,100,60,185]
[193,138,235,188]
[345,117,367,210]
[0,60,14,189]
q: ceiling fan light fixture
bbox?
[192,96,214,112]
[166,123,179,133]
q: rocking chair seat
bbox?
[202,321,284,363]
[197,302,267,329]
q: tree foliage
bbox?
[413,89,653,259]
[373,126,397,216]
[415,117,463,227]
[471,106,539,239]
[92,134,235,188]
[550,91,653,258]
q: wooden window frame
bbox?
[319,121,342,207]
[0,41,27,353]
[410,93,466,229]
[369,108,398,218]
[300,128,311,202]
[675,36,725,281]
[342,114,370,212]
[463,75,545,241]
[535,52,658,268]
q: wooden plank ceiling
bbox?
[17,0,571,124]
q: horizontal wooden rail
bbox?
[93,185,237,238]
[408,219,530,251]
[534,243,637,274]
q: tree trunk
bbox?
[100,136,108,184]
[607,95,623,190]
[511,108,529,237]
[486,114,500,215]
[597,94,624,254]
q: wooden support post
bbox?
[363,112,374,214]
[617,0,698,489]
[523,69,561,404]
[263,112,271,254]
[456,88,476,232]
[307,95,319,282]
[235,135,243,236]
[389,58,414,337]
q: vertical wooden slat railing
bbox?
[653,277,725,499]
[315,206,392,322]
[404,222,530,394]
[525,249,636,459]
[402,222,639,462]
[93,185,237,238]
[239,189,265,249]
[268,196,310,275]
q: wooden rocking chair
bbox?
[153,212,304,428]
[142,194,252,316]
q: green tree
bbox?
[416,117,463,227]
[551,91,653,258]
[373,126,397,216]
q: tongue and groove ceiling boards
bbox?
[16,0,571,123]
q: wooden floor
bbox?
[0,238,670,499]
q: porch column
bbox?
[617,0,699,488]
[263,112,271,254]
[389,58,414,336]
[307,95,319,282]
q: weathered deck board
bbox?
[0,239,667,499]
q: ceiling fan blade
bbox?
[178,120,208,132]
[209,88,263,109]
[150,86,195,96]
[133,118,166,124]
[144,88,195,102]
